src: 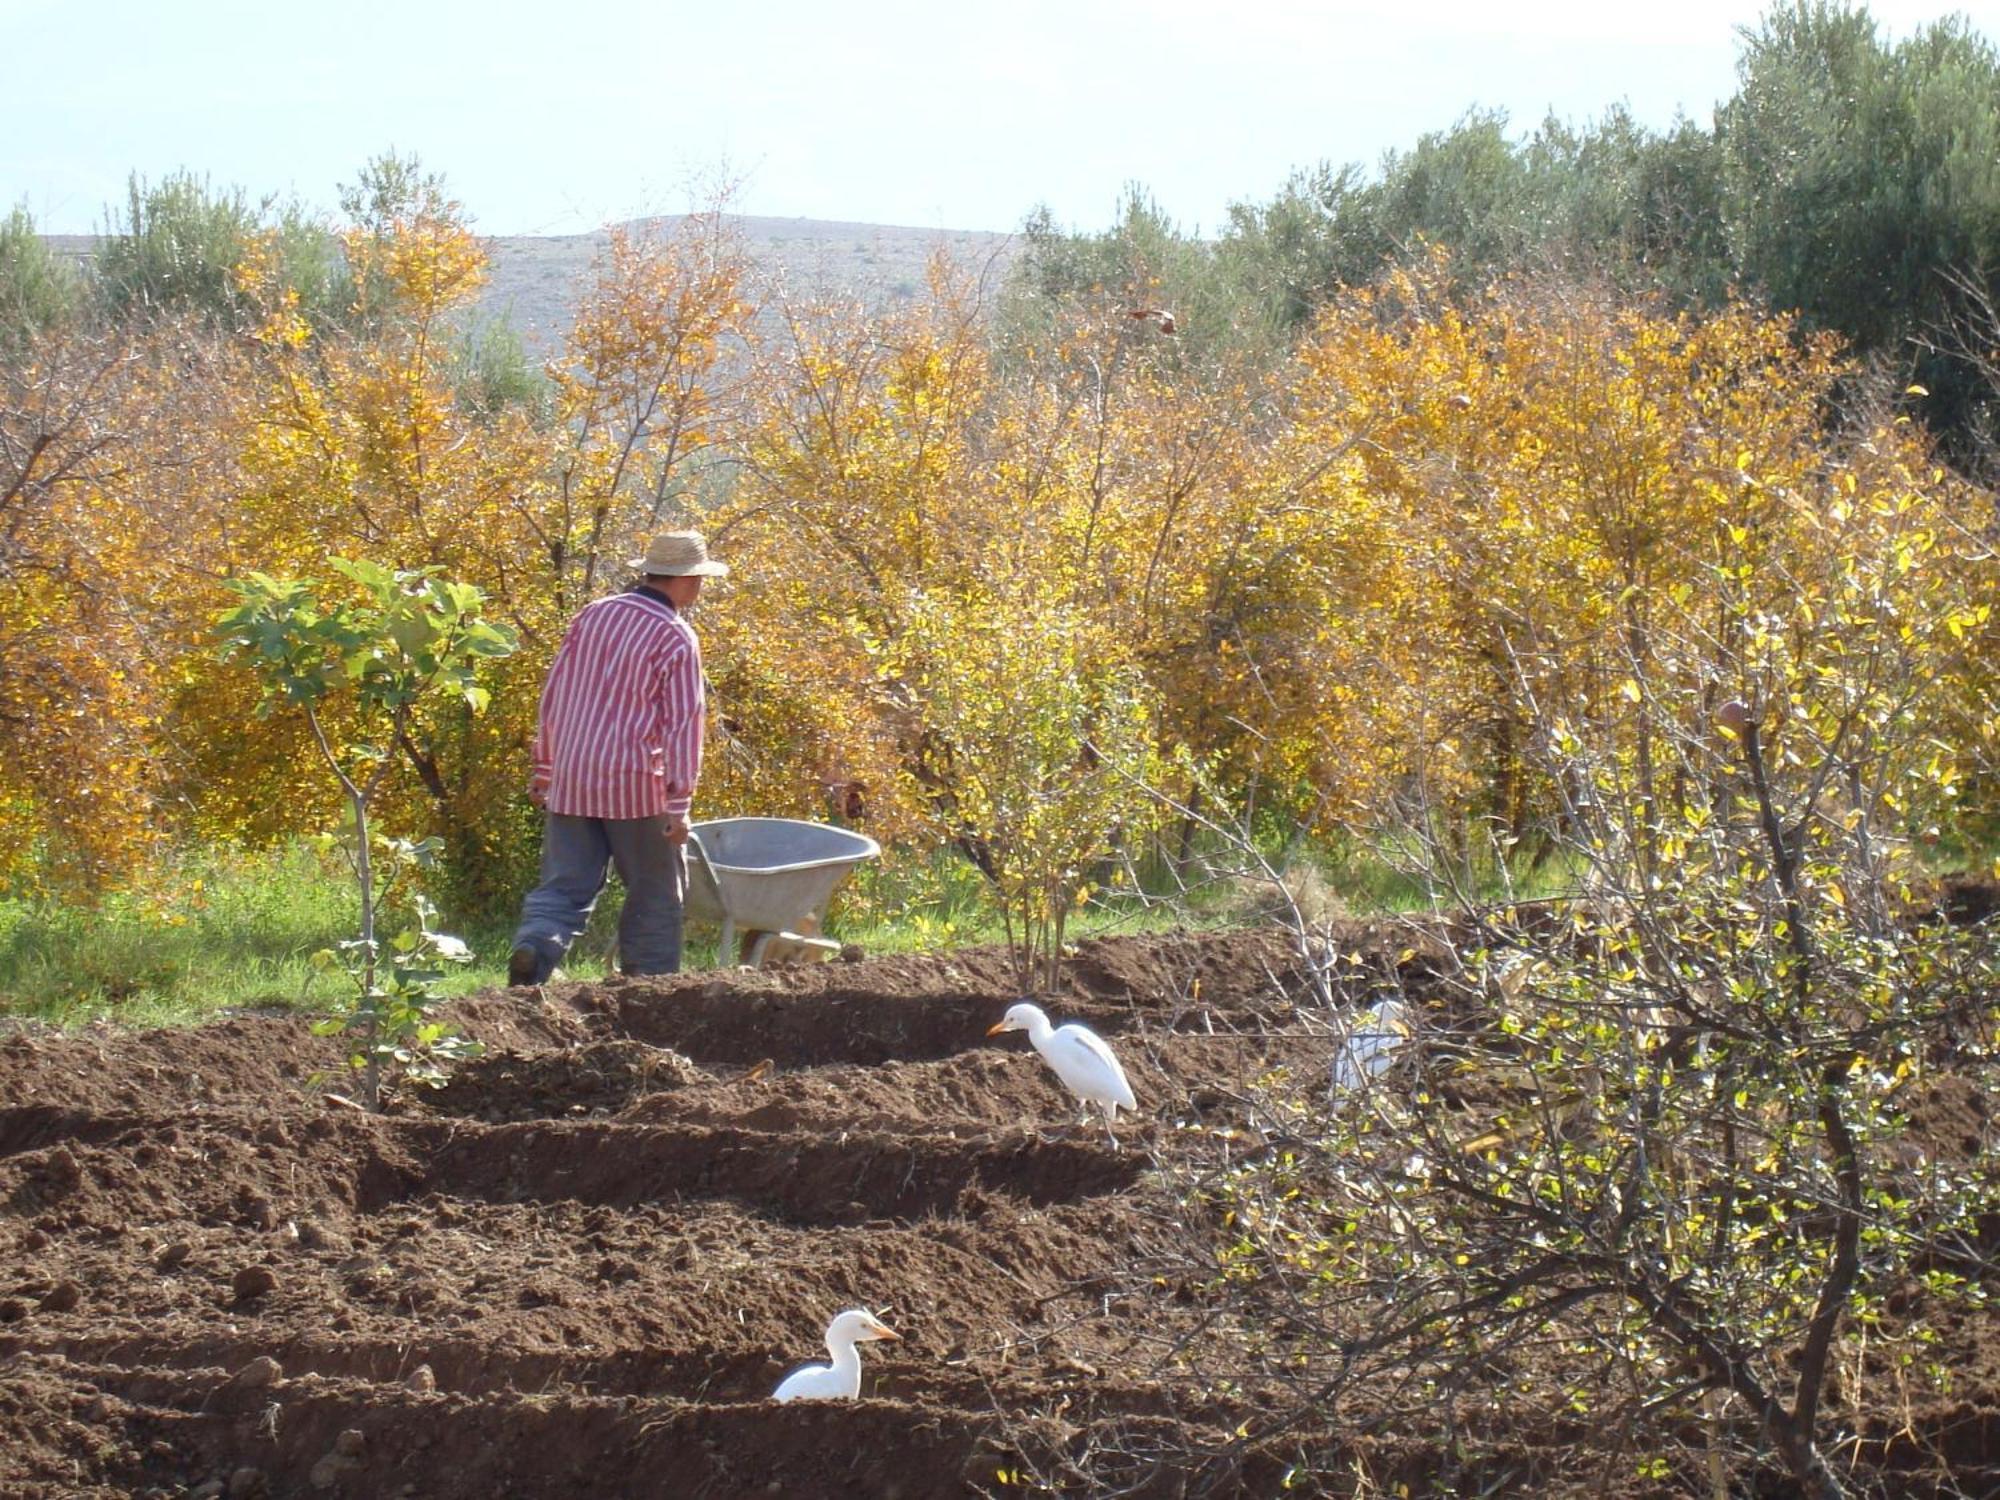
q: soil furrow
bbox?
[371,1119,1145,1224]
[6,1354,1066,1500]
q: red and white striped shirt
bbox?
[531,586,705,820]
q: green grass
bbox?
[0,831,1561,1026]
[1315,832,1596,913]
[835,848,1008,953]
[835,845,1219,956]
[0,843,520,1025]
[0,840,1022,1025]
[0,838,1212,1026]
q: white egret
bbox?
[987,1002,1137,1147]
[771,1308,899,1403]
[1330,997,1410,1096]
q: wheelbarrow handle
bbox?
[684,829,733,966]
[685,824,719,888]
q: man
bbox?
[507,531,727,985]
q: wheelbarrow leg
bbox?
[719,916,736,970]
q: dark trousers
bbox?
[511,812,687,979]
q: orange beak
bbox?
[986,1022,1009,1036]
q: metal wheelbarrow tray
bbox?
[684,816,881,966]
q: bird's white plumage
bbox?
[772,1361,854,1403]
[989,1002,1136,1142]
[772,1308,898,1403]
[1048,1026,1136,1113]
[1330,998,1410,1095]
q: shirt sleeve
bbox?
[529,638,565,803]
[530,722,553,803]
[659,628,705,817]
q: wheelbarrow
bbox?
[684,816,881,967]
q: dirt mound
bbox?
[2,922,1995,1497]
[424,1039,716,1122]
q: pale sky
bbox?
[5,0,1996,238]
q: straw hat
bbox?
[630,531,729,578]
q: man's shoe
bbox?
[507,944,542,988]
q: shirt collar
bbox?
[627,582,680,619]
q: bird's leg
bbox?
[1103,1108,1120,1153]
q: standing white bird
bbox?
[771,1308,899,1403]
[987,1002,1138,1146]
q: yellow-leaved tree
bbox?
[0,311,250,889]
[887,585,1161,988]
[177,162,544,880]
[705,255,999,838]
[1260,254,1971,868]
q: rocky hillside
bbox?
[486,215,1016,352]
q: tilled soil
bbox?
[3,921,1996,1499]
[0,930,1341,1499]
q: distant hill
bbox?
[47,216,1020,354]
[485,214,1018,352]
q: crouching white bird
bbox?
[772,1308,899,1402]
[1330,997,1411,1097]
[988,1001,1137,1147]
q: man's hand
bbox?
[665,812,691,845]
